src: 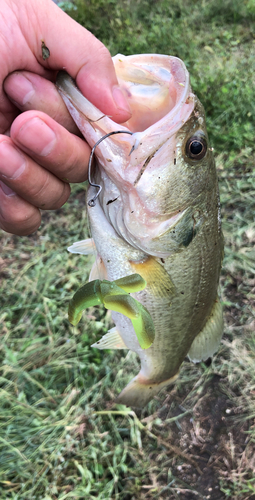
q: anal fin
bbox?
[188,296,224,363]
[91,327,128,350]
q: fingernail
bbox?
[0,180,16,196]
[16,117,56,156]
[5,73,35,106]
[112,86,132,115]
[0,141,26,179]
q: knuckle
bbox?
[83,34,111,67]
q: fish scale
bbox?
[57,53,224,408]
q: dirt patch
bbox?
[146,375,254,500]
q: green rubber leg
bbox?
[131,306,155,349]
[103,293,140,319]
[68,280,101,326]
[114,273,147,293]
[68,274,155,349]
[103,293,155,349]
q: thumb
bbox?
[34,1,132,123]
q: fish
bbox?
[56,53,224,408]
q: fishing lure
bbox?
[68,273,155,349]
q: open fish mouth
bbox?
[113,54,193,133]
[56,54,195,159]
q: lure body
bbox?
[57,54,224,408]
[68,274,155,349]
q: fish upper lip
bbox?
[56,56,194,144]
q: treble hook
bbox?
[87,130,133,207]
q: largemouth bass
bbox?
[57,54,224,408]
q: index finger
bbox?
[29,1,132,123]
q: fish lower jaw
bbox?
[116,371,179,408]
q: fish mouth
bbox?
[113,53,192,134]
[56,55,194,148]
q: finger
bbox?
[0,181,41,235]
[10,110,91,183]
[0,0,131,134]
[0,94,19,134]
[31,1,132,122]
[4,71,80,135]
[0,3,53,134]
[0,136,70,210]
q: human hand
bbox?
[0,0,131,235]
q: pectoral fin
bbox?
[188,297,224,363]
[130,256,175,298]
[68,238,96,255]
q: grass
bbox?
[0,0,255,498]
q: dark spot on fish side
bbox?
[106,197,118,205]
[174,158,176,165]
[181,291,184,295]
[160,258,165,264]
[131,210,134,213]
[182,227,197,247]
[107,260,110,263]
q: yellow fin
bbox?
[188,297,224,363]
[130,256,175,298]
[91,327,128,350]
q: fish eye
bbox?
[185,133,207,160]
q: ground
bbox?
[1,0,255,498]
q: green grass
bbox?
[1,0,255,498]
